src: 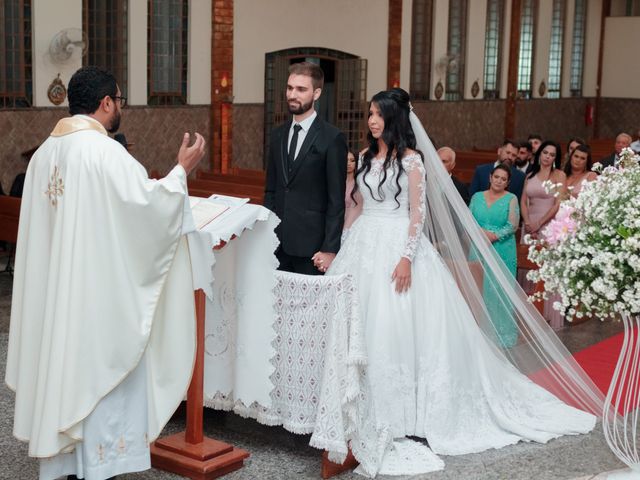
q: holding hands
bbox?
[312,251,336,273]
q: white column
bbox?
[188,0,212,104]
[128,0,147,106]
[431,0,450,100]
[499,0,512,100]
[582,0,602,97]
[465,0,487,99]
[32,0,82,107]
[532,0,552,98]
[399,0,413,92]
[560,0,575,97]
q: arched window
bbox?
[147,0,188,105]
[569,0,586,96]
[547,0,565,98]
[483,0,504,99]
[410,0,434,100]
[446,0,467,101]
[83,0,128,95]
[0,0,31,108]
[517,0,536,99]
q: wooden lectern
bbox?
[151,238,249,479]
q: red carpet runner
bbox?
[573,328,639,414]
[528,328,639,415]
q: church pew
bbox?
[196,169,266,187]
[188,179,264,198]
[0,196,21,244]
[0,196,21,274]
[587,138,614,163]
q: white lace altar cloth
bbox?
[189,202,280,408]
[204,271,366,463]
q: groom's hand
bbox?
[312,252,336,273]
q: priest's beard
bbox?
[107,110,121,134]
[287,98,313,115]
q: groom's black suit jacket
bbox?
[264,116,348,257]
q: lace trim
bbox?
[401,155,426,260]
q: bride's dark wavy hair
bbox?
[352,88,423,208]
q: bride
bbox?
[321,88,605,476]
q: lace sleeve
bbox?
[495,195,520,241]
[402,155,427,261]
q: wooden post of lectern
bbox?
[150,287,249,479]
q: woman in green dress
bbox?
[470,164,520,347]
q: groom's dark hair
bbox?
[288,61,324,90]
[68,66,118,115]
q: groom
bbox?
[264,62,347,274]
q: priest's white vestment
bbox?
[5,115,196,478]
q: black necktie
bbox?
[288,124,302,170]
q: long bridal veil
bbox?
[408,111,606,416]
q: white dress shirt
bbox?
[287,110,317,160]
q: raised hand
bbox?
[177,132,206,175]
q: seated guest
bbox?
[598,133,632,168]
[565,144,597,198]
[438,146,470,204]
[469,139,526,201]
[629,128,640,154]
[515,141,533,174]
[469,164,519,347]
[10,146,38,198]
[528,133,543,154]
[563,136,586,169]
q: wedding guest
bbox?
[563,137,586,169]
[565,144,597,198]
[437,146,470,204]
[520,140,566,328]
[515,141,533,174]
[470,164,519,347]
[630,128,640,154]
[469,139,525,201]
[528,134,543,154]
[598,133,632,168]
[521,141,565,239]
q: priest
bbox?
[5,66,205,480]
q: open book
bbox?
[189,194,250,230]
[190,198,229,230]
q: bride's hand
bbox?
[391,257,412,293]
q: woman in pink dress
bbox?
[564,144,597,198]
[520,141,567,328]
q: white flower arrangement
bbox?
[526,147,640,319]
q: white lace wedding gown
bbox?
[327,153,596,476]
